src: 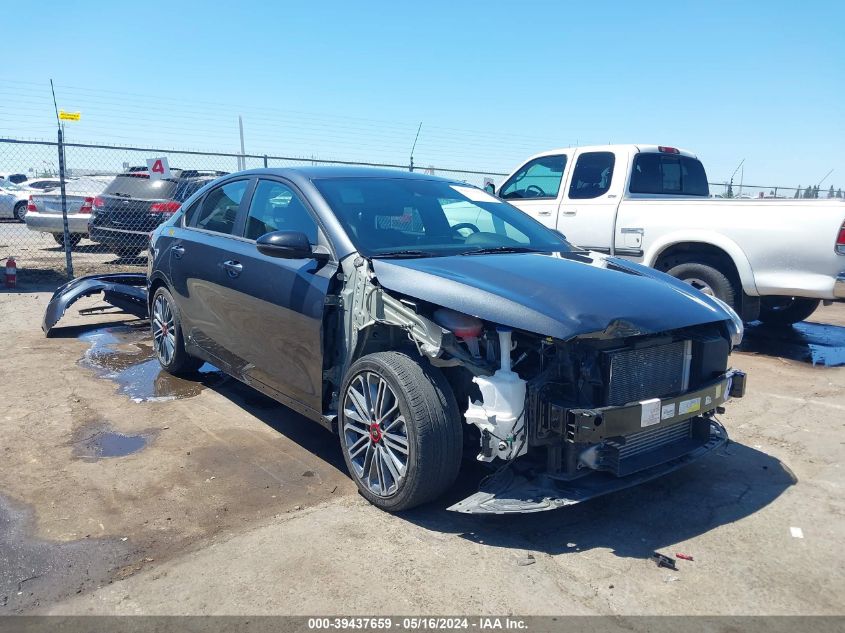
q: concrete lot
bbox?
[0,283,843,616]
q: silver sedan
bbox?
[24,176,114,246]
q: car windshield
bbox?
[0,180,25,191]
[313,177,575,257]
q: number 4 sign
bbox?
[146,157,172,180]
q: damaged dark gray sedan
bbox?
[122,168,747,513]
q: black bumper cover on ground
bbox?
[42,273,149,336]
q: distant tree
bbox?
[837,189,843,198]
[794,186,801,199]
[829,185,835,199]
[804,186,813,198]
[814,185,821,198]
[725,182,734,198]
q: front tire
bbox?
[758,297,820,326]
[667,261,737,308]
[13,201,26,222]
[115,247,142,258]
[151,286,203,375]
[53,233,82,247]
[339,351,462,512]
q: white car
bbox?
[0,180,35,221]
[24,176,113,246]
[494,144,845,324]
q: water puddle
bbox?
[739,321,845,367]
[71,424,149,461]
[78,324,228,402]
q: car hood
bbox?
[371,251,731,340]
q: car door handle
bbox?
[561,210,577,216]
[538,210,552,216]
[221,260,243,277]
[172,244,185,258]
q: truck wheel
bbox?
[151,286,203,375]
[13,201,27,222]
[339,351,462,512]
[667,262,736,308]
[53,233,82,247]
[758,297,820,326]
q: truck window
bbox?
[568,152,615,199]
[629,153,709,196]
[499,155,566,200]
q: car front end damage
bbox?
[334,254,747,514]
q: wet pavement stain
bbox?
[78,324,228,402]
[739,320,845,367]
[72,429,148,461]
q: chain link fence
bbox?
[4,137,841,282]
[0,137,506,281]
[707,181,844,199]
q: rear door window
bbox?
[629,153,710,196]
[103,174,179,200]
[499,155,566,200]
[187,180,248,235]
[568,152,616,199]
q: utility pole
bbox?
[816,168,834,188]
[238,115,246,171]
[409,122,422,172]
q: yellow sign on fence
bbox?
[58,111,81,121]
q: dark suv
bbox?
[89,168,226,257]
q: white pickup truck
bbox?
[491,144,845,324]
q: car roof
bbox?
[231,165,464,184]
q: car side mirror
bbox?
[256,230,327,261]
[483,182,496,195]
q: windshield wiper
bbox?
[460,245,548,255]
[370,249,437,259]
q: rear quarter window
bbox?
[103,175,179,200]
[629,154,709,196]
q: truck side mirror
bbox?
[483,183,496,196]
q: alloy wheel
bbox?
[342,371,409,497]
[152,294,176,366]
[683,276,715,296]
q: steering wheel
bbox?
[525,184,547,197]
[451,222,480,236]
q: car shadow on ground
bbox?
[43,244,148,267]
[399,441,796,560]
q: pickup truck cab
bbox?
[494,144,845,324]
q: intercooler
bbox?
[605,339,692,406]
[602,418,698,476]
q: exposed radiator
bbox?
[609,419,693,460]
[602,418,696,476]
[605,339,692,406]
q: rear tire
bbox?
[151,286,203,375]
[13,201,26,222]
[758,297,820,326]
[338,351,462,512]
[53,233,82,247]
[667,261,737,308]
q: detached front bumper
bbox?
[449,369,746,514]
[42,273,149,336]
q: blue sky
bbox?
[2,0,843,189]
